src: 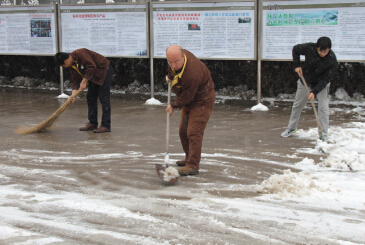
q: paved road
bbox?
[0,88,361,244]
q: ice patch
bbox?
[261,152,299,159]
[250,103,269,111]
[56,93,69,99]
[145,98,162,105]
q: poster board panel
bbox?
[59,3,148,58]
[0,5,57,56]
[261,0,365,61]
[152,1,256,60]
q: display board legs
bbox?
[150,57,154,98]
[257,59,261,103]
[60,67,64,95]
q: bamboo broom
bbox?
[15,89,83,134]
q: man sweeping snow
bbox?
[281,37,337,142]
[165,45,215,176]
[54,49,113,133]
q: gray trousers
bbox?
[287,80,330,137]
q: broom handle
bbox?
[166,82,171,153]
[53,88,83,115]
[300,74,322,133]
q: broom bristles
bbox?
[15,89,82,134]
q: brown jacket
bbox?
[69,48,110,90]
[167,50,215,108]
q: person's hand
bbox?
[295,67,303,76]
[166,75,172,84]
[68,90,78,103]
[79,78,88,91]
[165,105,174,116]
[307,93,315,101]
[67,96,76,103]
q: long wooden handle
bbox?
[53,88,83,115]
[300,74,321,132]
[166,82,171,153]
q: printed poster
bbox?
[0,6,57,55]
[60,4,148,57]
[153,1,256,59]
[262,0,365,61]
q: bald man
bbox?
[165,45,215,176]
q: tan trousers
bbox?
[179,101,214,170]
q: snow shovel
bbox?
[300,74,324,140]
[155,81,179,184]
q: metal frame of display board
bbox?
[0,4,58,56]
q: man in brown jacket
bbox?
[54,49,113,133]
[165,45,215,176]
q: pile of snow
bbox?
[56,93,69,99]
[265,88,365,107]
[296,122,365,144]
[159,167,179,182]
[256,169,332,197]
[164,153,170,163]
[258,122,365,197]
[295,123,365,171]
[334,88,351,101]
[276,93,295,100]
[352,106,364,113]
[318,144,365,171]
[145,98,162,105]
[250,103,268,111]
[295,157,316,166]
[295,127,318,139]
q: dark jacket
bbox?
[292,43,337,96]
[69,48,110,90]
[167,50,215,108]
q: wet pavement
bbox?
[0,88,362,244]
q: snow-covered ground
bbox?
[0,89,364,244]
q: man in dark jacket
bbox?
[165,45,215,176]
[54,49,113,133]
[281,37,337,142]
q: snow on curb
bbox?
[250,103,269,111]
[145,98,162,105]
[56,93,69,99]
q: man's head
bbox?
[54,52,73,67]
[166,45,185,70]
[316,37,332,57]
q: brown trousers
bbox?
[179,101,214,170]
